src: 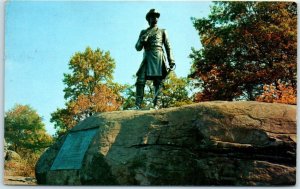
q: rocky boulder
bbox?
[5,150,21,162]
[36,101,296,185]
[4,140,21,162]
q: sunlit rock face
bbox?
[36,101,296,186]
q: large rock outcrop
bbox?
[36,101,296,185]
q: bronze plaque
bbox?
[50,128,97,170]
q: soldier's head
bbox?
[146,9,160,27]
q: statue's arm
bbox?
[135,30,145,51]
[163,29,175,66]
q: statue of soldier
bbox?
[134,9,175,109]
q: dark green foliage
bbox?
[5,104,53,154]
[189,2,297,101]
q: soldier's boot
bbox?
[135,84,145,110]
[153,82,162,109]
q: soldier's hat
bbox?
[146,9,160,21]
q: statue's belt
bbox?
[144,46,163,51]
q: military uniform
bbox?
[135,9,175,109]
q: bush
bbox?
[4,152,41,177]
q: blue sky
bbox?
[5,1,212,135]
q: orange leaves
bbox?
[52,47,123,136]
[70,94,91,115]
[64,47,116,101]
[62,84,122,132]
[199,65,221,83]
[194,92,212,102]
[71,85,121,114]
[256,80,296,105]
[255,69,268,78]
[92,85,121,112]
[202,35,223,47]
[190,2,296,103]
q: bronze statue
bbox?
[135,9,175,109]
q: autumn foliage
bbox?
[5,104,53,153]
[51,47,124,136]
[70,84,121,115]
[256,80,296,105]
[189,2,297,103]
[5,104,53,177]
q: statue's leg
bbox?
[135,82,145,109]
[135,65,146,109]
[153,78,162,108]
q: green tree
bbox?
[51,47,125,136]
[122,73,192,109]
[120,83,136,110]
[160,72,193,108]
[5,104,53,154]
[189,2,297,102]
